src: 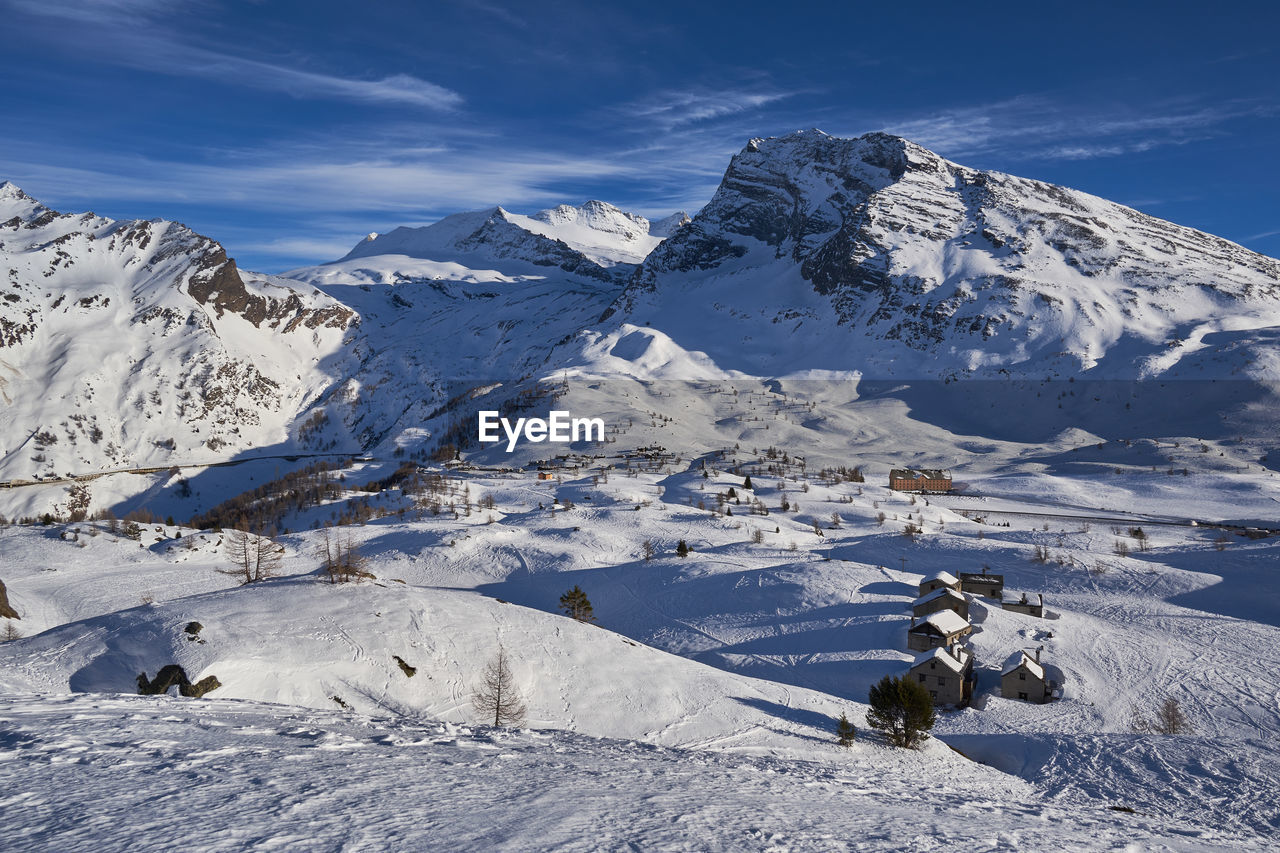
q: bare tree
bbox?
[1131,697,1193,735]
[316,528,369,583]
[1152,697,1193,734]
[1129,703,1151,733]
[641,539,655,561]
[471,645,527,728]
[220,528,283,584]
[1,621,22,642]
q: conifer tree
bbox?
[559,585,596,622]
[836,712,857,747]
[743,475,753,490]
[866,674,935,748]
[676,539,689,558]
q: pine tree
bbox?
[675,539,689,558]
[743,475,753,490]
[836,712,857,747]
[866,674,936,748]
[471,646,527,728]
[559,585,596,622]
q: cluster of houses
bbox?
[905,568,1057,707]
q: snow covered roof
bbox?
[923,571,958,587]
[913,587,964,606]
[911,646,969,674]
[1002,650,1045,680]
[958,570,1003,581]
[891,468,951,480]
[911,610,970,636]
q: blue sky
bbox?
[1,0,1277,271]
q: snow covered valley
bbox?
[1,452,1279,849]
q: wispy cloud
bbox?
[621,89,799,130]
[155,50,463,110]
[3,0,462,110]
[870,97,1270,162]
[0,141,632,216]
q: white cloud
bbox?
[174,54,463,110]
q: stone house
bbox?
[1002,592,1045,618]
[918,570,960,598]
[908,645,974,706]
[907,609,972,652]
[911,587,969,621]
[958,569,1004,599]
[1001,649,1048,703]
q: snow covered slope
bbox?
[3,694,1252,852]
[0,574,911,760]
[0,182,354,483]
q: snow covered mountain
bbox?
[342,199,689,271]
[4,129,1280,496]
[0,182,354,484]
[610,130,1280,380]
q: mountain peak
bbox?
[0,181,29,200]
[532,200,648,232]
[649,211,691,239]
[613,129,1280,380]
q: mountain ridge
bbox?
[3,129,1280,494]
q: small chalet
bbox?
[889,468,952,493]
[1001,649,1048,703]
[908,609,972,652]
[911,587,969,621]
[1003,592,1045,618]
[918,570,960,597]
[909,645,975,706]
[958,569,1004,599]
